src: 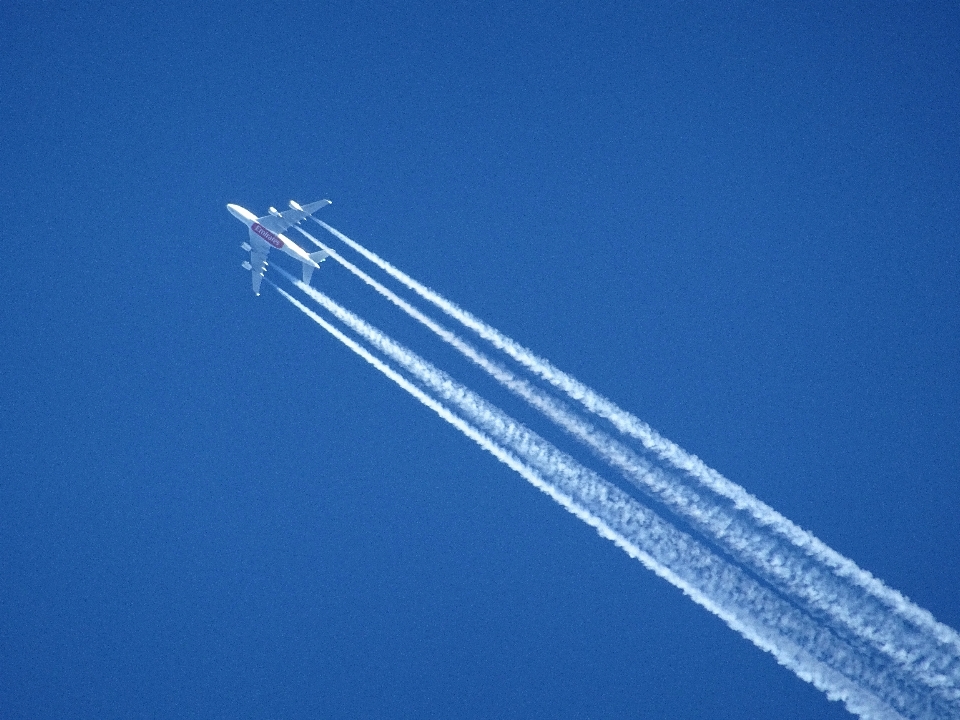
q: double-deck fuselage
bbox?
[227,199,332,295]
[227,203,320,267]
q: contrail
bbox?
[272,280,934,720]
[310,219,960,692]
[274,271,955,719]
[296,226,959,697]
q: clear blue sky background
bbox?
[2,2,958,718]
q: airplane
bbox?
[227,199,332,295]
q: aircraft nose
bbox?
[227,203,244,220]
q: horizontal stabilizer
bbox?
[302,249,329,286]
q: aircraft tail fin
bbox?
[302,251,328,286]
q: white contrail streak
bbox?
[274,271,953,719]
[296,226,959,697]
[268,281,924,720]
[311,219,960,692]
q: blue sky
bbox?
[2,2,958,718]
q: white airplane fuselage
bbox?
[227,203,320,268]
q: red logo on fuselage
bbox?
[252,223,284,249]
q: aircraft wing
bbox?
[248,249,268,296]
[255,199,331,234]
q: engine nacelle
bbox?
[269,206,281,216]
[241,242,252,252]
[242,261,252,271]
[289,200,304,211]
